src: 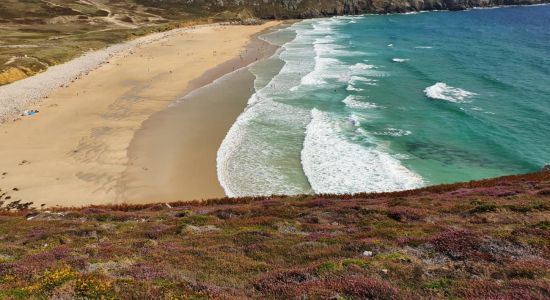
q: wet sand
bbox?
[0,22,280,207]
[119,30,281,203]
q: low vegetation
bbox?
[0,171,549,298]
[2,0,548,86]
[0,0,255,86]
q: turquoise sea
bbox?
[217,5,550,196]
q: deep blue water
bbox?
[217,5,550,196]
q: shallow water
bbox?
[218,5,550,196]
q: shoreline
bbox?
[0,21,281,207]
[118,25,286,204]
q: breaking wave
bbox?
[424,82,477,103]
[301,109,423,194]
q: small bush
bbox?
[315,262,338,275]
[428,229,487,260]
[319,275,409,300]
[180,214,212,226]
[422,278,451,290]
[74,275,113,298]
[378,252,414,263]
[252,267,315,296]
[455,279,550,299]
[532,221,550,230]
[470,202,497,213]
[342,259,368,268]
[25,265,77,293]
[387,208,425,222]
[505,260,550,279]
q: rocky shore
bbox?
[278,0,550,17]
[140,0,550,19]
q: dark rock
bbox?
[542,165,550,172]
[130,0,550,19]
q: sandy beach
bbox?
[0,21,280,207]
[120,35,280,203]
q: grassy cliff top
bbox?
[0,171,549,298]
[0,0,204,86]
[2,0,548,86]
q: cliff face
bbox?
[136,0,550,18]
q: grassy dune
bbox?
[0,0,212,86]
[3,0,548,86]
[0,171,548,298]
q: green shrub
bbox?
[316,262,338,275]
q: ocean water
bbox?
[217,5,550,196]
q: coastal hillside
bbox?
[1,0,548,86]
[137,0,550,17]
[0,170,549,298]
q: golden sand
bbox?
[0,22,280,207]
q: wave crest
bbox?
[343,95,378,109]
[424,82,477,103]
[392,58,409,62]
[301,109,423,194]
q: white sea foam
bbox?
[301,109,423,194]
[301,57,343,86]
[348,113,363,127]
[392,58,409,62]
[373,128,412,137]
[343,95,378,109]
[349,76,377,86]
[300,36,361,87]
[218,20,320,197]
[350,63,376,70]
[218,17,408,197]
[217,96,311,197]
[346,75,378,91]
[350,63,387,77]
[393,153,413,160]
[346,85,364,91]
[415,46,433,49]
[294,19,381,91]
[424,82,477,103]
[314,38,363,56]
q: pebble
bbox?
[362,250,373,257]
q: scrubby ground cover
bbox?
[3,0,549,86]
[0,171,549,298]
[0,0,243,86]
